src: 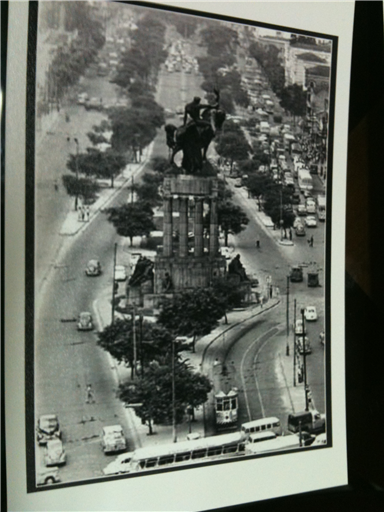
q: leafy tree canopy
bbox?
[217,201,249,246]
[105,203,156,245]
[279,84,307,117]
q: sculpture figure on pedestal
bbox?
[165,89,226,175]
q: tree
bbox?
[97,319,175,378]
[215,132,251,171]
[118,359,212,435]
[157,288,227,351]
[61,175,100,207]
[105,203,156,246]
[247,173,274,207]
[210,277,243,324]
[279,84,307,120]
[217,201,249,246]
[67,149,126,187]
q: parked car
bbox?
[101,425,127,454]
[305,215,317,228]
[294,319,304,335]
[85,259,102,277]
[299,431,316,446]
[304,306,318,321]
[297,336,312,355]
[36,468,61,486]
[77,312,93,331]
[77,92,89,105]
[85,97,103,111]
[114,265,127,281]
[36,414,61,445]
[290,265,303,283]
[297,204,307,216]
[44,439,66,466]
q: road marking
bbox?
[240,325,280,421]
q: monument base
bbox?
[154,255,227,294]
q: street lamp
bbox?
[172,338,177,443]
[300,308,309,411]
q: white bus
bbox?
[298,169,313,192]
[124,432,247,473]
[241,417,282,436]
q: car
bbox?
[44,439,66,466]
[297,204,307,216]
[103,451,134,475]
[101,425,127,454]
[303,190,314,199]
[77,312,93,331]
[294,319,304,336]
[114,265,127,281]
[295,224,306,236]
[77,92,89,105]
[293,217,303,229]
[36,467,61,486]
[305,216,317,228]
[175,336,194,351]
[304,306,318,321]
[290,265,303,282]
[299,431,316,446]
[85,259,102,277]
[297,336,312,355]
[36,414,61,445]
[85,97,103,111]
[305,200,317,214]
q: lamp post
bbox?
[301,308,309,411]
[293,299,297,386]
[111,243,117,325]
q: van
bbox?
[241,417,282,437]
[290,266,303,282]
[287,410,326,435]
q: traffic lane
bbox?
[35,187,133,482]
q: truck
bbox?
[317,195,326,221]
[287,410,326,435]
[298,169,313,192]
[290,265,303,283]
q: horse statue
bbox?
[165,91,226,175]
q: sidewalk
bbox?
[59,142,154,237]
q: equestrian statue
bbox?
[165,89,226,175]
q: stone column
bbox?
[194,198,204,258]
[179,197,189,258]
[163,197,173,257]
[209,198,219,256]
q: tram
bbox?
[214,388,239,430]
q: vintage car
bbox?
[101,425,127,454]
[85,259,102,277]
[77,312,94,331]
[44,439,66,466]
[36,468,61,486]
[36,414,61,445]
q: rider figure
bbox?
[183,96,218,130]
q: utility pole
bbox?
[132,303,137,379]
[286,276,290,356]
[293,299,297,386]
[131,175,134,204]
[301,308,308,411]
[172,339,177,443]
[111,243,117,325]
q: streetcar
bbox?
[214,388,239,430]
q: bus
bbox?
[298,169,313,192]
[125,432,247,473]
[317,195,326,221]
[241,417,282,436]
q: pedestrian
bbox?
[81,206,85,222]
[255,239,260,249]
[310,235,314,247]
[84,205,90,222]
[78,205,83,221]
[269,285,273,299]
[85,384,95,404]
[289,229,292,241]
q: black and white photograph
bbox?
[5,1,355,510]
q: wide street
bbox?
[34,27,327,484]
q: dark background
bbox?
[1,1,384,511]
